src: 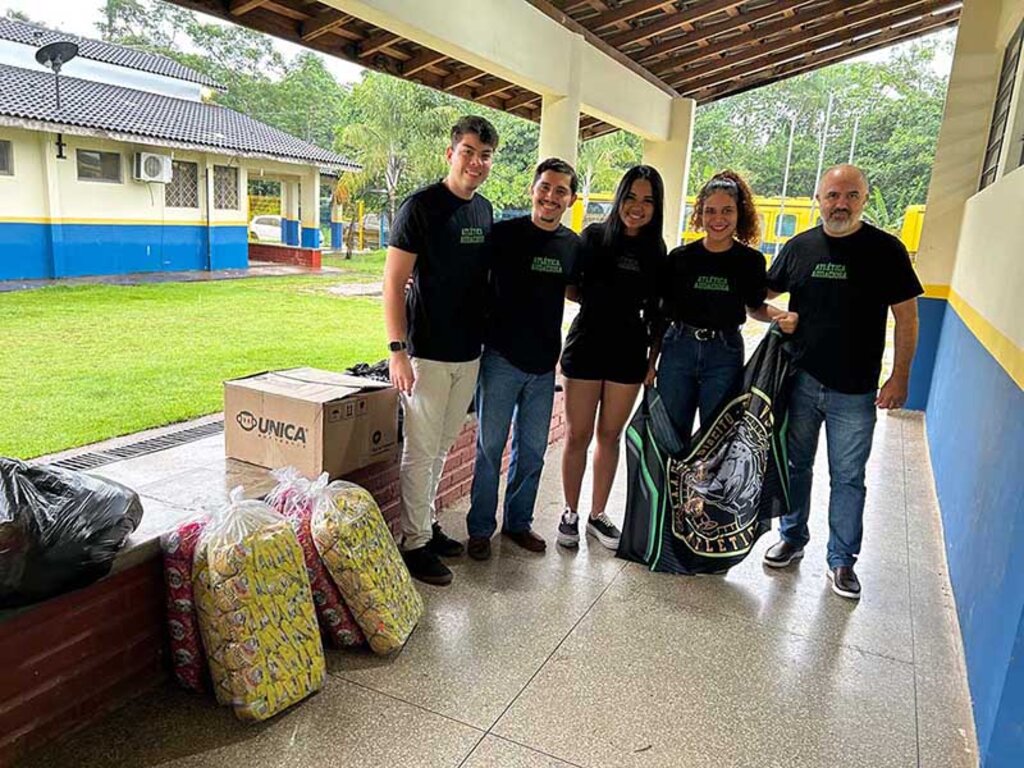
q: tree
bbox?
[337,72,458,223]
[575,131,642,213]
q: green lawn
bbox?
[0,276,387,459]
[322,249,387,282]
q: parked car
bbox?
[249,214,282,242]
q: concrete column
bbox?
[281,179,300,246]
[538,34,583,168]
[300,171,321,249]
[642,97,695,249]
[907,0,1002,409]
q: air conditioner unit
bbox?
[133,152,173,183]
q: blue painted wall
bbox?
[0,222,248,279]
[0,223,51,279]
[908,296,946,410]
[282,219,300,246]
[301,227,320,249]
[330,222,343,250]
[926,305,1024,768]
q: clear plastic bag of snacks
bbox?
[310,478,423,655]
[193,487,325,720]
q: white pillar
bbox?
[642,97,696,249]
[300,171,321,248]
[538,34,583,168]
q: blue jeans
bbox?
[657,324,744,438]
[467,349,555,538]
[779,370,878,568]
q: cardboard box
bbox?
[224,367,399,479]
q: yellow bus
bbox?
[570,194,924,259]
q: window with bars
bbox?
[213,165,239,209]
[980,20,1024,190]
[0,140,11,175]
[166,160,199,208]
[77,149,122,183]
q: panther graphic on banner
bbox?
[666,392,774,556]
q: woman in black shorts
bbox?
[655,170,797,439]
[557,165,666,551]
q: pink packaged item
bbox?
[267,469,365,649]
[160,518,209,692]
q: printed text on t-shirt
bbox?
[811,262,847,280]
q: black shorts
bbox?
[560,319,648,385]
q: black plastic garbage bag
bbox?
[619,324,793,574]
[0,458,144,607]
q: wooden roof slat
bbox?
[229,0,269,15]
[604,0,746,48]
[442,65,485,90]
[357,30,402,58]
[506,90,542,109]
[474,77,516,99]
[401,49,449,76]
[671,0,943,91]
[583,0,679,32]
[692,10,959,103]
[682,4,960,98]
[637,0,818,65]
[300,9,352,42]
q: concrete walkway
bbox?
[21,411,976,767]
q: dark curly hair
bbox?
[689,170,760,246]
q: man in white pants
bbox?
[384,116,498,586]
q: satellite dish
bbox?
[35,40,79,111]
[35,40,79,74]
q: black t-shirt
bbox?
[486,216,580,374]
[766,223,923,394]
[662,239,767,329]
[572,223,664,344]
[390,182,493,362]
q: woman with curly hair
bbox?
[653,170,797,439]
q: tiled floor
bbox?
[21,411,977,768]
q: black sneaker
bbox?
[428,522,465,558]
[763,539,804,568]
[586,513,620,550]
[557,508,579,548]
[827,565,861,600]
[401,546,453,586]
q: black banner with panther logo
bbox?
[619,325,793,574]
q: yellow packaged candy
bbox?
[193,487,326,721]
[310,478,423,655]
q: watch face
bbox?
[388,341,405,352]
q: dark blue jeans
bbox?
[656,324,744,438]
[779,370,878,568]
[467,349,555,538]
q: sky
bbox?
[1,0,366,84]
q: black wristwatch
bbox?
[388,340,407,353]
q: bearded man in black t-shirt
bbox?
[762,164,923,600]
[384,116,498,587]
[464,158,581,561]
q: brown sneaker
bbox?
[467,536,492,561]
[502,528,547,553]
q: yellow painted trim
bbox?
[0,217,247,227]
[949,290,1024,390]
[923,284,950,299]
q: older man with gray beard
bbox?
[760,164,923,599]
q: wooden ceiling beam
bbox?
[583,0,678,32]
[637,0,817,64]
[401,49,449,76]
[300,9,352,42]
[671,0,946,91]
[474,77,516,100]
[442,65,485,90]
[605,0,745,48]
[506,90,542,110]
[685,8,960,100]
[357,30,402,58]
[228,0,269,15]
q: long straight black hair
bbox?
[600,164,665,249]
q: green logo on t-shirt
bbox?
[812,262,847,280]
[460,227,485,245]
[693,275,730,292]
[531,256,564,274]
